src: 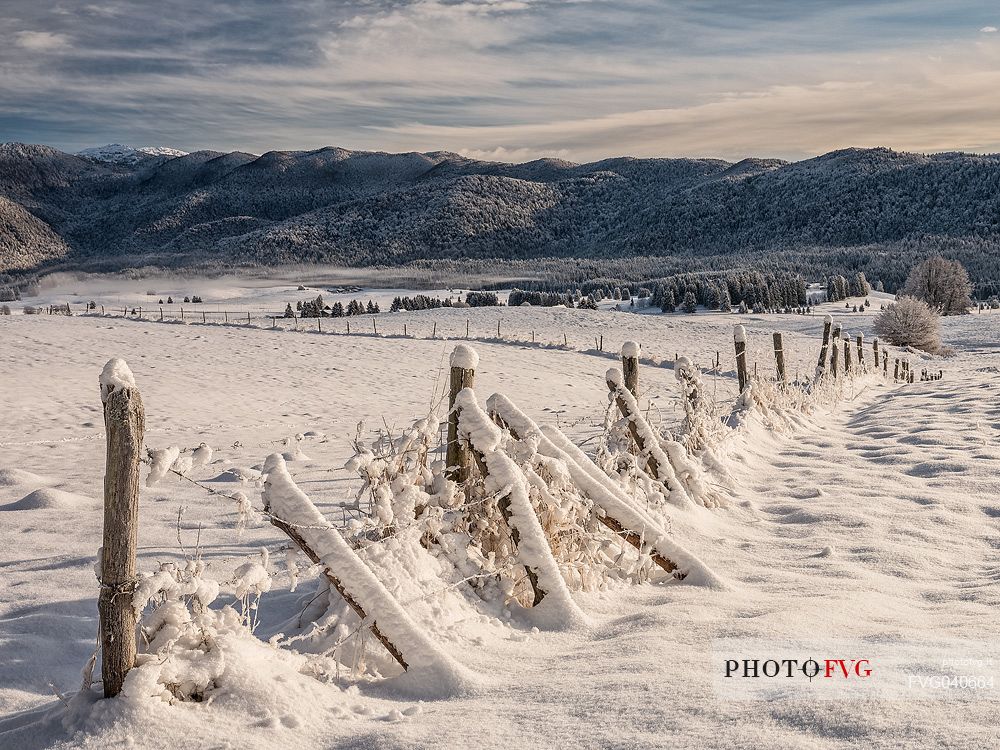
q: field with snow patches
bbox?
[1,279,999,749]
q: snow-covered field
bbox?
[1,279,998,749]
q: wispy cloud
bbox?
[14,30,70,51]
[1,1,999,161]
[981,26,998,33]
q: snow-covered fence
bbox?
[97,358,145,698]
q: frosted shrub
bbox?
[902,256,972,316]
[874,296,942,353]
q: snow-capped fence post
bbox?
[816,315,832,375]
[447,345,478,483]
[883,351,888,376]
[621,341,640,398]
[843,333,852,374]
[734,325,749,392]
[772,332,786,384]
[855,334,864,370]
[97,358,145,698]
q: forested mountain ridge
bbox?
[2,142,999,286]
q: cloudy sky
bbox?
[2,0,999,162]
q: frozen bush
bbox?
[874,296,942,353]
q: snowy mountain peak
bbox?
[76,143,188,165]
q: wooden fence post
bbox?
[446,345,477,483]
[224,310,228,323]
[159,307,163,321]
[180,307,184,321]
[843,333,852,374]
[201,310,206,324]
[432,322,437,338]
[466,320,470,338]
[317,317,322,333]
[773,332,786,383]
[872,338,880,370]
[621,341,640,398]
[497,319,501,338]
[372,317,378,335]
[855,333,864,370]
[98,359,145,698]
[830,323,842,372]
[734,325,749,392]
[816,315,832,375]
[894,359,900,381]
[247,312,251,325]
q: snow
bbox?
[98,357,135,402]
[448,343,479,370]
[2,278,1000,748]
[733,324,746,343]
[76,144,188,164]
[261,453,479,698]
[621,340,640,358]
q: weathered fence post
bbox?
[872,338,880,370]
[159,307,163,321]
[98,358,144,698]
[773,332,786,384]
[734,325,749,392]
[247,312,251,325]
[446,345,477,483]
[497,319,501,338]
[843,332,852,374]
[830,323,842,372]
[816,315,832,375]
[372,317,378,335]
[346,319,350,334]
[317,317,322,333]
[201,310,206,324]
[621,341,640,398]
[894,359,900,381]
[180,307,184,321]
[224,310,228,323]
[855,333,864,370]
[432,322,437,338]
[466,319,470,338]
